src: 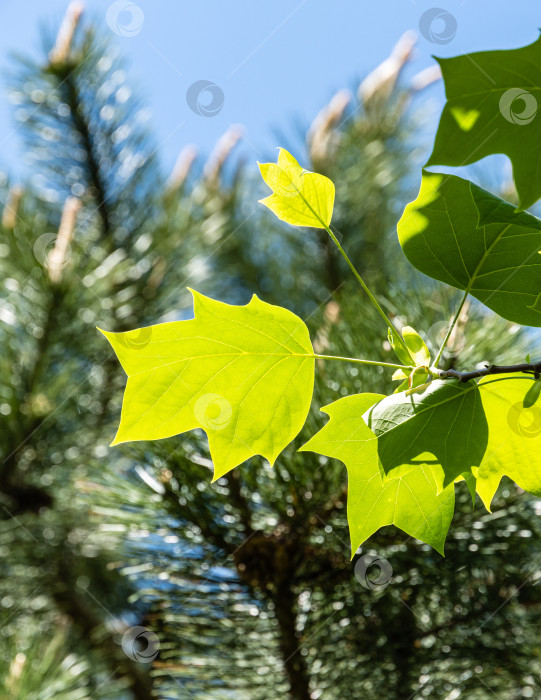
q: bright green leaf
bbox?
[387,327,412,366]
[258,148,335,228]
[363,379,488,487]
[100,289,315,480]
[455,470,477,505]
[392,369,430,395]
[427,36,541,210]
[398,172,541,326]
[402,326,430,366]
[393,380,410,394]
[523,379,541,408]
[396,459,476,503]
[477,375,541,510]
[301,394,455,556]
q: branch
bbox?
[436,361,541,382]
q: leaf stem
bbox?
[322,222,413,362]
[433,289,469,368]
[314,353,414,371]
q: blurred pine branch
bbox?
[0,5,540,700]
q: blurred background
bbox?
[0,2,540,699]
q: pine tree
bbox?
[1,6,540,699]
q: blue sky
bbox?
[0,0,539,179]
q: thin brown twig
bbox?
[436,361,541,382]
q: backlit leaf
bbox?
[427,36,541,210]
[523,379,541,408]
[258,148,335,228]
[363,379,488,487]
[100,290,315,480]
[301,394,455,555]
[477,375,541,510]
[388,327,412,366]
[398,172,541,326]
[402,326,430,366]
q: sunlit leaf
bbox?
[477,375,541,510]
[398,172,541,326]
[258,148,335,228]
[100,289,315,479]
[427,36,541,210]
[301,394,455,555]
[363,379,488,487]
[402,326,430,366]
[523,379,541,408]
[388,327,412,366]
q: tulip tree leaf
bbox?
[363,379,488,487]
[477,375,541,510]
[427,36,541,210]
[100,289,315,480]
[388,327,411,365]
[393,371,430,395]
[402,326,430,366]
[258,148,335,228]
[300,394,455,556]
[398,172,541,326]
[523,379,541,408]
